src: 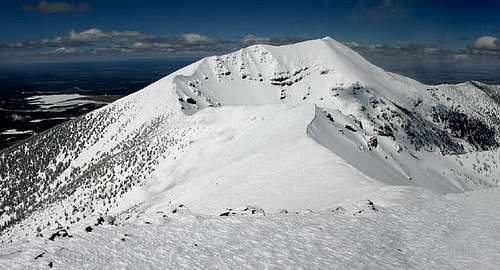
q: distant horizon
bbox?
[1,45,500,86]
[1,1,499,65]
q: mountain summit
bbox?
[1,37,500,242]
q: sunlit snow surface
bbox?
[1,37,500,268]
[2,187,500,269]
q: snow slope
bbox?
[1,37,500,245]
[2,186,500,269]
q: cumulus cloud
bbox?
[23,1,89,13]
[473,36,500,51]
[0,28,233,59]
[2,29,496,63]
[182,33,218,45]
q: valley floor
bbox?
[1,186,499,269]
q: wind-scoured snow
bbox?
[2,187,500,269]
[1,37,500,268]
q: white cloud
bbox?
[3,28,229,58]
[473,36,500,51]
[182,33,217,44]
[67,28,149,42]
[241,35,271,46]
[343,41,361,48]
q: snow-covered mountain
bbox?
[1,37,500,265]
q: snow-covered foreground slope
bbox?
[1,37,500,247]
[2,186,500,269]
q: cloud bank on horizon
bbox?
[1,28,499,64]
[1,0,499,63]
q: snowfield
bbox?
[1,37,500,268]
[2,187,500,269]
[25,94,106,110]
[0,129,34,135]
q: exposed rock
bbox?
[368,136,378,149]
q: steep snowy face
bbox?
[175,37,424,114]
[172,37,500,190]
[174,38,500,154]
[1,37,500,242]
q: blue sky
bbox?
[1,0,500,62]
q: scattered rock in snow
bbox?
[34,252,45,260]
[368,136,378,149]
[95,217,105,226]
[219,206,265,217]
[48,229,71,241]
[186,98,197,105]
[367,200,379,212]
[345,124,357,132]
[171,204,190,215]
[324,112,334,122]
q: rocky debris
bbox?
[48,229,71,241]
[219,211,232,217]
[242,206,266,216]
[345,125,357,132]
[367,136,378,149]
[376,125,394,139]
[170,204,190,215]
[119,233,131,241]
[324,112,334,122]
[332,206,346,213]
[186,98,197,105]
[352,82,363,90]
[348,115,363,129]
[85,226,93,232]
[95,217,105,226]
[34,252,45,260]
[220,206,265,217]
[367,200,379,212]
[280,89,287,100]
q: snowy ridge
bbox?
[1,37,500,250]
